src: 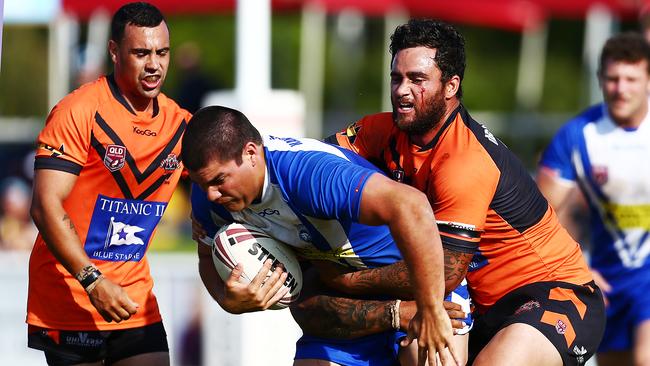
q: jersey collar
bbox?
[417,104,463,152]
[106,74,160,118]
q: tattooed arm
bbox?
[290,294,399,339]
[31,169,138,322]
[314,247,473,298]
[290,266,466,339]
[442,248,473,294]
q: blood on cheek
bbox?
[417,86,426,107]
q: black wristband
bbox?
[79,268,103,289]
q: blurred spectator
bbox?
[174,41,220,113]
[0,177,37,251]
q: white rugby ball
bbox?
[212,223,302,309]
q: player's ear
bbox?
[243,142,258,166]
[445,75,461,99]
[108,40,119,64]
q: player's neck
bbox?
[409,99,460,147]
[122,93,154,114]
[113,76,155,114]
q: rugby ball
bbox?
[212,223,302,309]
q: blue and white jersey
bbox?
[540,103,650,281]
[191,135,402,269]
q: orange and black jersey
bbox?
[27,75,191,330]
[330,106,592,312]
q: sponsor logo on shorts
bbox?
[513,300,540,315]
[573,345,587,365]
[133,126,157,137]
[63,332,104,348]
[104,144,126,172]
[555,319,567,335]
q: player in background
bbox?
[183,105,461,366]
[26,3,191,365]
[537,32,650,366]
[328,19,605,366]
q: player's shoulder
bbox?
[52,76,108,116]
[264,135,343,156]
[340,112,396,149]
[551,103,605,143]
[353,112,394,134]
[436,107,504,174]
[566,103,604,128]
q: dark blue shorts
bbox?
[27,321,168,365]
[296,331,402,366]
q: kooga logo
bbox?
[133,126,157,136]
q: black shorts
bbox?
[27,321,169,365]
[468,281,605,366]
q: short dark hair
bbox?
[599,32,650,76]
[390,19,466,97]
[181,106,263,171]
[110,2,165,42]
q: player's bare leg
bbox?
[473,323,562,366]
[634,319,650,365]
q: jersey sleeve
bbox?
[330,113,393,162]
[271,149,377,222]
[432,150,497,252]
[539,112,594,183]
[34,98,95,175]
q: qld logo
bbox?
[104,144,126,172]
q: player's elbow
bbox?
[391,187,433,222]
[29,196,47,229]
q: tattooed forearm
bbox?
[62,214,75,230]
[339,261,413,299]
[443,248,472,295]
[291,295,393,339]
